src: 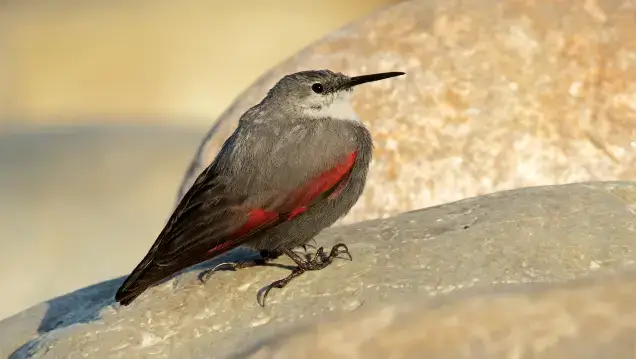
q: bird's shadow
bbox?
[6,247,305,359]
[49,247,299,332]
[7,244,351,359]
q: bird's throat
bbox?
[304,94,360,122]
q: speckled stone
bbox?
[3,182,636,358]
[177,0,636,225]
[242,272,636,359]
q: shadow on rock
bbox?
[7,246,293,359]
[36,278,123,334]
[8,277,125,359]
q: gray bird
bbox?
[115,69,405,307]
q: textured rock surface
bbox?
[179,0,636,225]
[244,272,636,359]
[3,181,636,358]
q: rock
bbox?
[3,181,636,358]
[243,272,636,359]
[177,0,636,226]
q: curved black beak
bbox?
[343,71,405,89]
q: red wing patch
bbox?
[206,208,279,254]
[207,150,358,254]
[286,150,357,219]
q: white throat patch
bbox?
[303,92,360,122]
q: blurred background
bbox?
[0,0,401,321]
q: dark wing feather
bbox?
[115,148,358,305]
[115,170,273,305]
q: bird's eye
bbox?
[311,83,324,94]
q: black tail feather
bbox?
[114,249,159,305]
[115,285,147,306]
[114,249,209,306]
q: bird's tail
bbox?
[115,283,146,306]
[115,249,161,306]
[115,248,203,306]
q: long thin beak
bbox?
[343,71,405,89]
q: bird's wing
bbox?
[115,136,358,304]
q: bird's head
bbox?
[264,69,405,121]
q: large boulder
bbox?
[3,181,636,358]
[244,272,636,359]
[178,0,636,225]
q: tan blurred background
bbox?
[0,0,400,320]
[0,0,400,126]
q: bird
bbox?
[115,69,405,307]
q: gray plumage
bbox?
[115,69,405,306]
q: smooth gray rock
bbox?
[3,181,636,359]
[243,271,636,359]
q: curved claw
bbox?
[257,285,273,307]
[257,279,287,307]
[256,267,305,307]
[198,270,213,284]
[214,262,238,271]
[198,262,239,284]
[330,243,353,261]
[298,238,320,253]
[300,243,317,252]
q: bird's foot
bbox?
[299,243,352,270]
[198,259,266,283]
[256,243,352,307]
[325,243,353,262]
[199,250,282,284]
[257,266,305,307]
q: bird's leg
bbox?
[256,244,352,306]
[290,243,352,269]
[199,250,282,283]
[257,266,305,307]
